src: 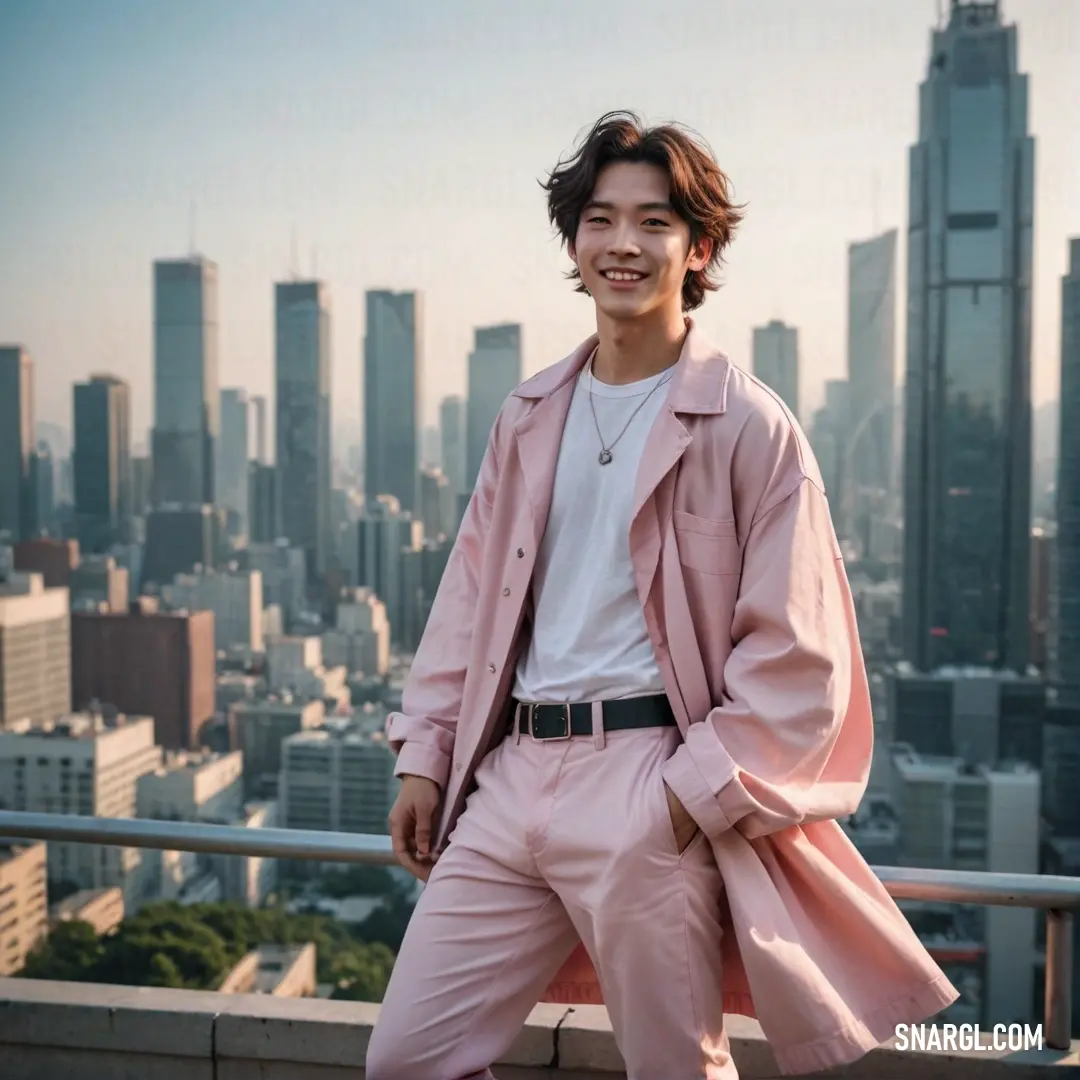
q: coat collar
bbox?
[511,316,731,416]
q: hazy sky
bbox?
[1,0,1077,450]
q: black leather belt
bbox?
[512,694,676,740]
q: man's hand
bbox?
[664,782,699,854]
[389,774,442,881]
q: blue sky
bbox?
[1,0,1077,449]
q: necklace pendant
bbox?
[598,449,613,465]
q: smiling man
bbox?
[365,111,957,1080]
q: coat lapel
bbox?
[510,336,598,549]
[628,320,732,603]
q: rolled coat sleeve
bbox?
[661,474,873,841]
[384,413,503,790]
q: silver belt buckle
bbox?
[528,702,572,740]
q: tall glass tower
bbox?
[902,0,1034,671]
[152,257,219,507]
[275,281,332,581]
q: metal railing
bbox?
[0,810,1076,1051]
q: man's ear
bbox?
[568,238,577,265]
[689,236,713,272]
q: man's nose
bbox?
[607,224,641,254]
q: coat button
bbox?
[455,762,463,772]
[502,587,510,596]
[516,548,525,558]
[488,663,496,673]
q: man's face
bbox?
[570,160,708,321]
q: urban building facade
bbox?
[0,573,70,731]
[466,324,522,494]
[73,374,131,552]
[364,290,421,512]
[439,394,466,502]
[751,320,799,420]
[902,1,1034,671]
[1053,239,1080,699]
[0,346,34,543]
[71,601,215,750]
[275,281,332,579]
[151,257,219,507]
[217,388,250,541]
[0,842,48,976]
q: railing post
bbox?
[1045,907,1074,1051]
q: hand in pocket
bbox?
[663,781,700,854]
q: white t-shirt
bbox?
[512,351,674,702]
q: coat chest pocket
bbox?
[672,510,741,576]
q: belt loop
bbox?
[591,700,606,750]
[514,701,524,745]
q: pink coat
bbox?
[387,319,959,1075]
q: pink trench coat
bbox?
[386,319,959,1075]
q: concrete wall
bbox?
[0,978,1077,1079]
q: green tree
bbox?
[19,920,103,982]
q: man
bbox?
[366,111,957,1080]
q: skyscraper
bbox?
[902,0,1034,671]
[847,230,898,495]
[466,324,522,493]
[439,395,466,499]
[74,374,131,552]
[0,347,34,542]
[250,394,268,465]
[364,290,421,511]
[275,280,332,580]
[151,257,219,507]
[1053,239,1080,699]
[751,320,799,420]
[217,388,250,540]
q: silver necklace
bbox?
[588,362,676,465]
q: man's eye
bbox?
[645,219,668,227]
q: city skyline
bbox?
[1,0,1076,446]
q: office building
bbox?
[418,467,454,539]
[70,555,129,614]
[886,664,1044,769]
[141,504,221,589]
[321,587,391,678]
[230,698,324,799]
[73,375,131,552]
[1054,239,1080,699]
[902,1,1034,671]
[847,231,898,495]
[217,388,250,540]
[364,290,421,511]
[466,324,522,493]
[248,463,281,544]
[50,887,125,937]
[130,456,152,518]
[245,541,305,626]
[0,843,48,976]
[151,257,219,506]
[890,746,1038,1026]
[353,495,423,645]
[0,346,34,542]
[280,717,397,836]
[752,320,799,420]
[251,394,268,465]
[0,573,70,731]
[163,565,264,652]
[275,281,331,578]
[439,394,466,501]
[12,538,78,590]
[71,600,215,750]
[136,749,244,823]
[0,713,162,909]
[27,443,55,538]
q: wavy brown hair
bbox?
[539,111,746,312]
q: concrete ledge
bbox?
[0,978,1077,1079]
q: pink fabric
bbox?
[367,727,737,1080]
[386,319,959,1075]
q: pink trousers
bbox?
[365,723,738,1080]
